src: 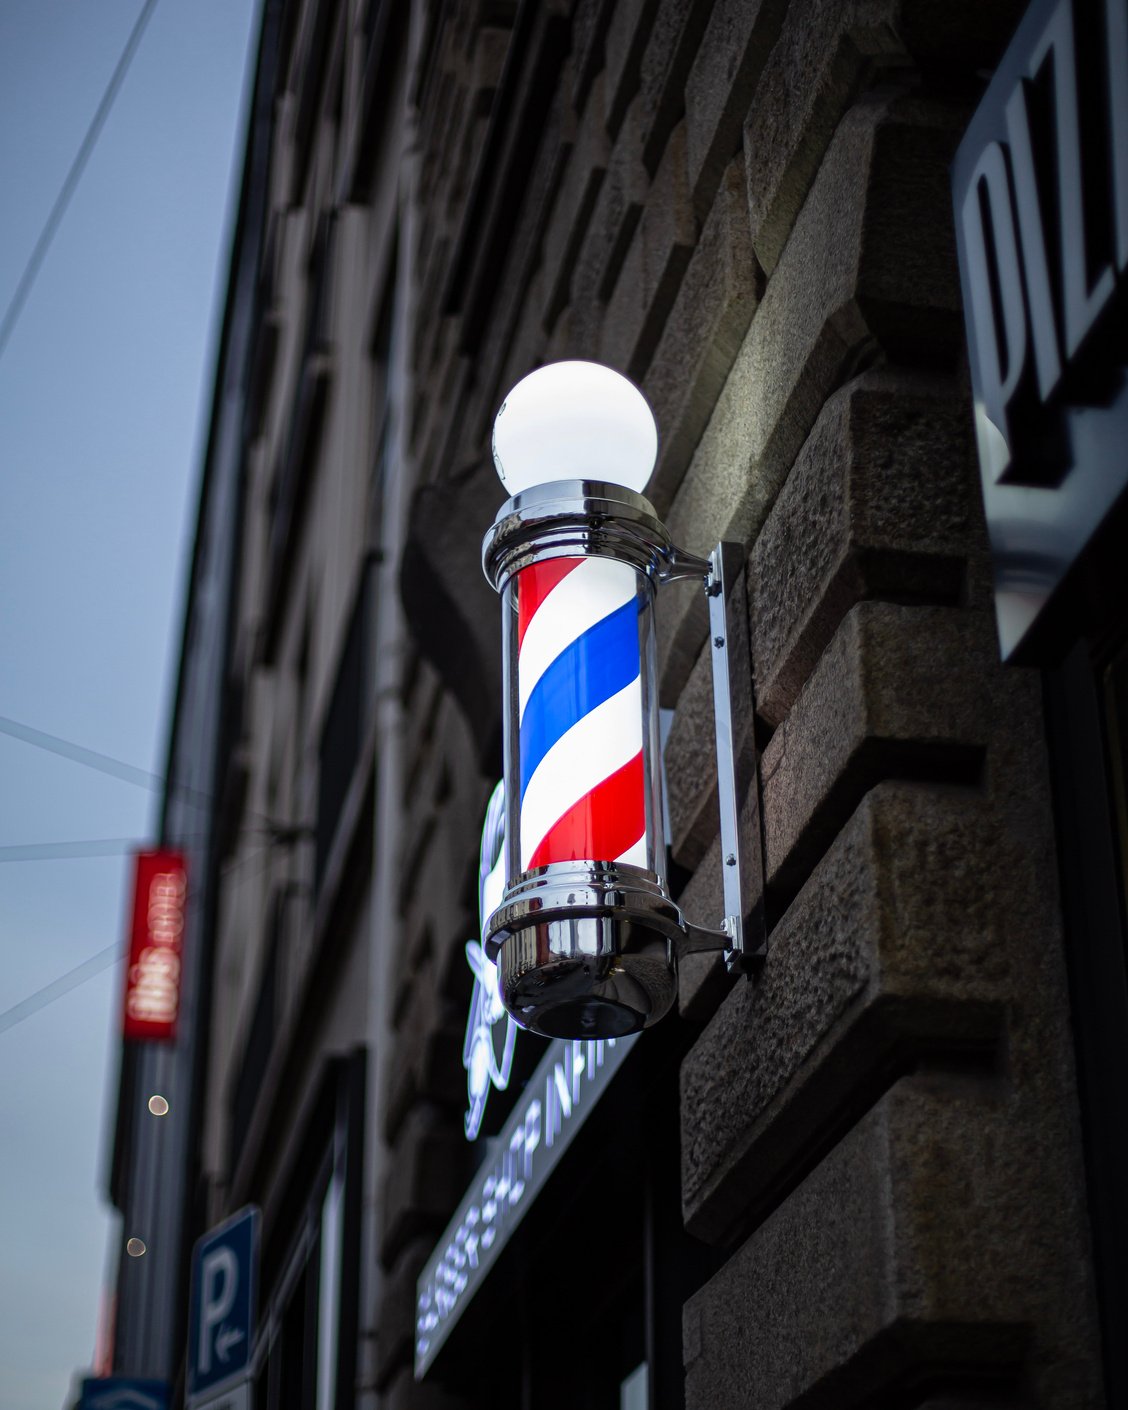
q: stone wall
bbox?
[384,1,1104,1405]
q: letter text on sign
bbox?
[123,849,188,1042]
[952,0,1128,660]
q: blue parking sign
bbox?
[187,1206,259,1401]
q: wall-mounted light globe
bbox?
[491,360,658,496]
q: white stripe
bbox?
[520,676,642,869]
[615,835,648,869]
[518,557,638,722]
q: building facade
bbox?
[104,2,283,1389]
[104,1,1128,1407]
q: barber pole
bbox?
[482,363,690,1039]
[481,361,764,1040]
[517,556,646,873]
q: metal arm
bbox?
[666,541,767,975]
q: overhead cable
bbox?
[0,713,162,792]
[0,837,145,864]
[0,713,283,833]
[0,0,161,365]
[0,943,123,1037]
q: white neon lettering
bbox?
[416,1033,634,1374]
[524,1100,541,1177]
[571,1040,585,1103]
[553,1058,571,1119]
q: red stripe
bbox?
[528,750,645,870]
[516,557,582,650]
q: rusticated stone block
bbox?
[744,0,1027,274]
[761,602,989,894]
[601,118,695,378]
[542,73,610,335]
[744,0,877,275]
[401,463,502,768]
[384,950,466,1144]
[637,0,710,176]
[571,97,648,318]
[570,0,616,115]
[683,0,789,220]
[676,830,737,1022]
[666,601,989,889]
[855,99,965,353]
[380,1109,469,1266]
[658,93,970,700]
[375,1238,432,1390]
[645,156,762,514]
[682,628,1094,1274]
[472,102,573,421]
[750,369,973,727]
[603,0,656,139]
[401,826,475,980]
[681,781,1009,1243]
[664,629,737,873]
[684,1075,1099,1408]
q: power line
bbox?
[0,844,279,1046]
[0,837,145,864]
[0,944,123,1037]
[0,831,280,1035]
[0,713,283,831]
[0,0,161,365]
[0,714,162,793]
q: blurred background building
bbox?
[99,0,1128,1407]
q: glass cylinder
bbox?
[501,552,666,891]
[482,479,687,1039]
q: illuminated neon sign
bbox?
[463,782,518,1140]
[123,849,187,1042]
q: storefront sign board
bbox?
[953,0,1128,659]
[415,1031,638,1377]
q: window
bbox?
[252,1054,364,1410]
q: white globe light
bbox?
[492,360,658,496]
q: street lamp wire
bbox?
[0,837,148,864]
[0,943,123,1037]
[0,827,279,1035]
[0,713,286,835]
[0,0,161,365]
[0,713,163,793]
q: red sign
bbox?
[123,849,187,1041]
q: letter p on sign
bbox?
[187,1206,258,1403]
[199,1246,238,1376]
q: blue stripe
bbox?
[519,597,640,801]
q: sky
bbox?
[0,2,258,1404]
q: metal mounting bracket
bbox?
[665,541,767,975]
[707,541,767,972]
